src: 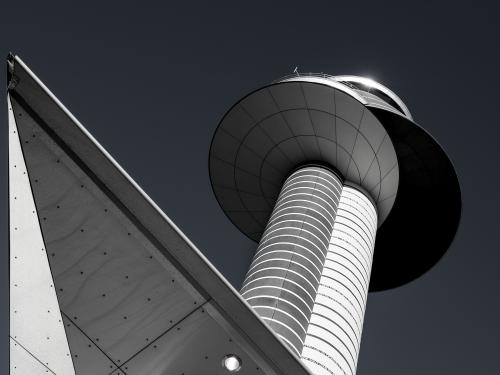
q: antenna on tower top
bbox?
[293,66,299,74]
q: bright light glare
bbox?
[222,354,242,372]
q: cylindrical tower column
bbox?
[241,166,343,356]
[301,185,377,375]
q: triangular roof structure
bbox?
[8,54,312,375]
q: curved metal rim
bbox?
[333,75,413,120]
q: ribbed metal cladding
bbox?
[241,166,342,356]
[301,186,378,375]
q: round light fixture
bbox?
[222,354,242,372]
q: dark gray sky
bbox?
[1,1,499,373]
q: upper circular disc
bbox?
[209,75,461,291]
[209,78,399,237]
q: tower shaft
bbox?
[302,185,377,375]
[241,166,377,375]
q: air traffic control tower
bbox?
[209,74,461,375]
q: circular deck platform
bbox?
[209,75,461,291]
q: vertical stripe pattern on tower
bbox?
[301,186,378,375]
[241,166,342,355]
